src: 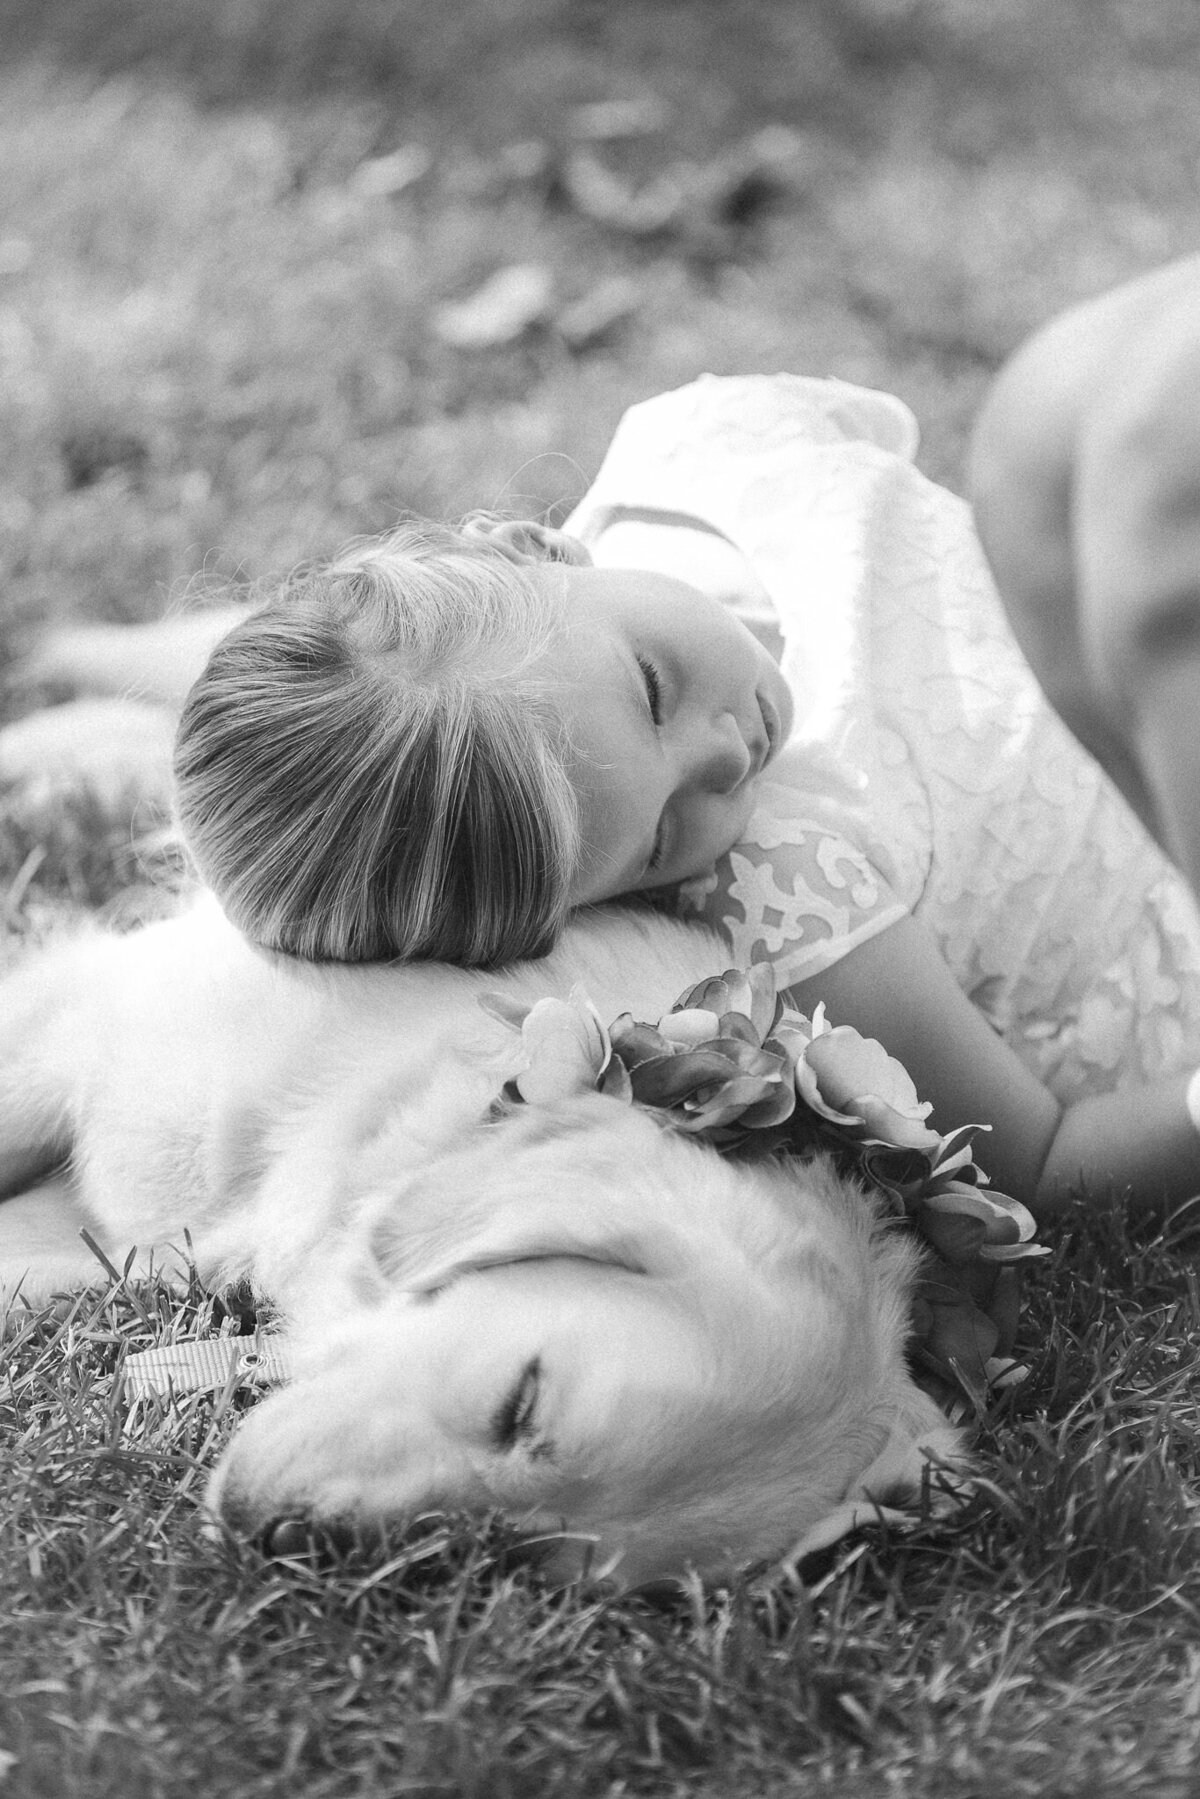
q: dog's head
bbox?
[205,1095,960,1586]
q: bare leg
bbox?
[0,698,177,819]
[17,603,252,711]
[0,603,252,822]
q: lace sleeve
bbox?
[674,787,910,988]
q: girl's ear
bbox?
[465,519,593,567]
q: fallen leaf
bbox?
[351,144,432,199]
[434,264,554,348]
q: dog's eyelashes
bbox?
[491,1356,542,1452]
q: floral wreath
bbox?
[483,962,1048,1415]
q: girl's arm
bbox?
[784,914,1200,1221]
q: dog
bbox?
[0,623,961,1586]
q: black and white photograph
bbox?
[3,4,1200,1795]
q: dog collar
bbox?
[123,1330,293,1398]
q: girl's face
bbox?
[532,561,795,904]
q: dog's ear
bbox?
[361,1098,692,1296]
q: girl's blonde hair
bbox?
[173,522,580,966]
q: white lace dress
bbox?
[565,374,1200,1105]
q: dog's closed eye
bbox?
[491,1356,545,1454]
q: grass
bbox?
[5,1,1200,1793]
[6,1213,1200,1797]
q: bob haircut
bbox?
[173,522,580,966]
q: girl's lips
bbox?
[758,689,781,766]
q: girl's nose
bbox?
[690,713,755,794]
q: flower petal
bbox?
[704,1039,787,1077]
[919,1191,1017,1242]
[676,1074,781,1130]
[859,1143,937,1204]
[767,1024,812,1068]
[922,1182,1038,1244]
[628,1048,737,1106]
[929,1122,991,1182]
[610,1019,672,1069]
[673,975,730,1015]
[515,995,607,1103]
[914,1208,988,1267]
[979,1241,1052,1263]
[737,1080,797,1129]
[656,1008,723,1048]
[854,1095,942,1151]
[566,982,610,1039]
[804,1027,932,1121]
[717,969,757,1025]
[598,1056,634,1103]
[714,1012,760,1047]
[794,1057,866,1129]
[744,962,781,1039]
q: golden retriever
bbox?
[0,887,959,1586]
[0,620,960,1584]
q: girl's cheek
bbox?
[681,793,753,881]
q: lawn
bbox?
[4,2,1200,1794]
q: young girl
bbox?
[170,371,1200,1225]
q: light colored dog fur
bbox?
[0,625,961,1586]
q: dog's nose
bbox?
[262,1513,320,1559]
[219,1501,368,1564]
[204,1465,325,1556]
[263,1513,368,1561]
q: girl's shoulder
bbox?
[659,373,920,456]
[615,372,919,462]
[567,374,921,540]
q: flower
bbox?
[610,994,797,1134]
[791,1005,940,1150]
[481,956,1048,1409]
[478,985,631,1105]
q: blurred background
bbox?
[1,0,1199,642]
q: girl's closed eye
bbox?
[633,658,672,874]
[636,656,668,871]
[638,655,665,727]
